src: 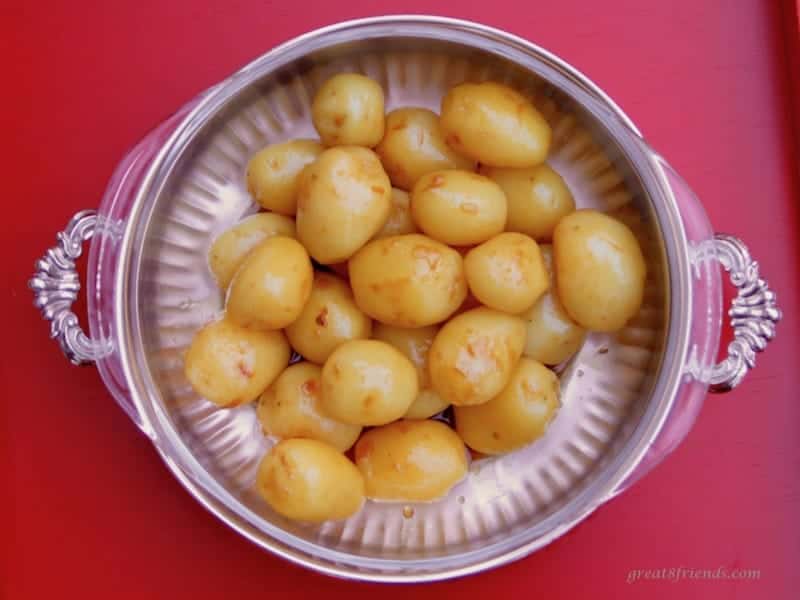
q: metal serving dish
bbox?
[30,16,780,582]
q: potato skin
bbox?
[284,272,372,364]
[480,163,574,241]
[410,170,507,246]
[256,362,362,452]
[373,188,419,239]
[464,232,549,314]
[553,210,646,331]
[256,439,365,522]
[226,236,313,330]
[354,420,467,501]
[320,340,419,426]
[455,358,560,455]
[246,139,323,215]
[311,73,385,147]
[296,146,392,264]
[375,107,474,190]
[440,82,551,168]
[428,307,527,406]
[349,234,467,328]
[184,319,290,408]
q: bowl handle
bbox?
[696,234,782,392]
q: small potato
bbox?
[428,307,526,406]
[208,213,296,290]
[184,319,290,407]
[246,139,323,215]
[321,340,418,426]
[296,146,392,264]
[284,272,372,364]
[227,236,313,330]
[349,234,467,328]
[440,81,551,168]
[372,324,449,419]
[481,164,574,241]
[455,358,560,455]
[464,232,549,314]
[553,210,646,331]
[373,188,419,239]
[411,170,507,246]
[521,245,586,365]
[256,439,365,522]
[257,363,361,452]
[354,420,467,501]
[375,107,474,190]
[311,73,385,147]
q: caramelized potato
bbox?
[311,73,385,147]
[375,107,474,190]
[246,139,323,215]
[256,439,365,522]
[429,307,527,406]
[285,272,372,364]
[373,188,419,239]
[184,319,290,407]
[354,420,467,501]
[455,358,559,454]
[440,82,551,168]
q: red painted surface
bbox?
[3,1,798,598]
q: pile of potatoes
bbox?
[184,73,647,523]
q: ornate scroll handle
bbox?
[29,210,113,365]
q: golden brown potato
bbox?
[311,73,385,147]
[481,163,574,241]
[374,107,474,190]
[428,307,526,406]
[373,188,419,239]
[372,323,449,419]
[256,439,365,522]
[553,210,646,331]
[208,213,296,290]
[256,362,361,452]
[455,358,560,455]
[320,340,418,426]
[464,232,549,314]
[354,420,467,501]
[296,146,392,264]
[246,139,323,215]
[284,272,372,364]
[349,234,467,328]
[440,82,551,168]
[227,236,313,330]
[410,170,507,246]
[184,319,290,407]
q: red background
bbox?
[3,1,799,598]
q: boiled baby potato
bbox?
[440,81,551,168]
[311,73,385,147]
[455,358,560,455]
[257,362,361,452]
[320,339,418,426]
[354,420,467,501]
[375,107,474,190]
[246,139,323,215]
[227,236,313,330]
[428,307,526,406]
[481,163,574,241]
[184,319,290,408]
[349,234,467,328]
[284,272,372,364]
[372,323,449,419]
[256,438,365,522]
[411,170,507,246]
[553,210,646,331]
[296,146,392,264]
[521,245,586,365]
[373,188,419,239]
[208,213,296,290]
[464,232,549,314]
